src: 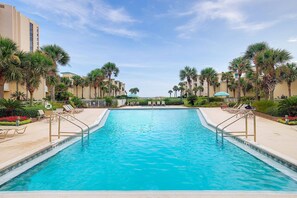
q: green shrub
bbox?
[105,97,113,107]
[209,97,224,102]
[228,102,237,107]
[266,106,281,117]
[252,100,277,113]
[194,98,208,106]
[71,97,83,108]
[241,96,255,103]
[187,95,197,106]
[0,119,32,126]
[278,96,297,116]
[164,98,183,105]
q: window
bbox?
[29,23,33,52]
[36,27,39,49]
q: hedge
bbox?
[0,108,39,118]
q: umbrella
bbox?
[214,91,229,97]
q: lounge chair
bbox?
[152,101,156,106]
[44,110,56,121]
[0,126,27,139]
[67,105,83,113]
[148,101,152,106]
[38,110,45,119]
[161,101,166,106]
[54,108,64,114]
[157,101,161,106]
[225,104,244,113]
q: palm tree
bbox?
[111,84,119,97]
[210,74,220,93]
[80,77,89,99]
[276,63,297,97]
[200,67,217,98]
[193,86,199,96]
[72,75,82,97]
[0,37,22,99]
[240,78,253,97]
[101,62,119,97]
[255,48,292,100]
[197,85,204,96]
[60,77,72,87]
[87,69,104,98]
[173,85,178,97]
[228,79,237,98]
[229,57,251,101]
[46,75,58,99]
[179,66,197,94]
[168,90,173,97]
[23,51,53,106]
[245,42,269,100]
[42,44,70,101]
[221,71,234,93]
[129,88,139,94]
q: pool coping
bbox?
[196,108,297,181]
[0,109,110,186]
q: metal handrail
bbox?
[49,114,90,145]
[62,113,90,141]
[216,110,256,143]
[215,111,242,141]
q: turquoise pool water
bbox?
[1,109,297,191]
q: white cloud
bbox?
[175,0,283,38]
[288,37,297,43]
[20,0,141,38]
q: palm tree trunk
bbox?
[50,86,55,101]
[269,90,274,101]
[207,81,210,98]
[288,82,292,97]
[0,77,5,99]
[255,63,259,101]
[29,90,34,106]
[226,80,229,93]
[237,75,241,101]
[94,87,97,98]
[76,86,78,97]
[82,87,84,99]
[89,86,91,99]
[108,76,111,97]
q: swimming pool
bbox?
[1,109,297,190]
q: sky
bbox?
[3,0,297,97]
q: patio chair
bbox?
[67,105,83,113]
[161,101,166,106]
[54,108,64,115]
[0,126,27,139]
[44,110,56,122]
[152,101,156,106]
[38,110,45,119]
[157,101,161,106]
[148,101,152,106]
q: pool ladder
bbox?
[215,110,256,144]
[48,113,90,145]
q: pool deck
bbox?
[199,107,297,166]
[0,108,107,171]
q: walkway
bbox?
[0,108,107,171]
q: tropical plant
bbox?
[200,67,217,98]
[210,74,220,93]
[101,62,119,96]
[22,51,53,106]
[245,42,269,100]
[193,86,199,96]
[221,71,234,93]
[228,79,237,98]
[11,91,26,101]
[87,69,104,98]
[229,56,251,101]
[240,78,253,96]
[60,77,72,87]
[72,75,82,97]
[178,82,185,97]
[197,85,204,96]
[0,99,24,115]
[168,90,173,97]
[255,48,292,100]
[173,85,178,97]
[55,83,72,101]
[276,63,297,97]
[179,66,197,94]
[42,44,70,101]
[187,95,197,106]
[0,37,22,99]
[129,87,139,94]
[80,77,89,99]
[278,96,297,116]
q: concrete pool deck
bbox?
[199,107,297,166]
[0,108,107,171]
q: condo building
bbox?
[0,3,47,100]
